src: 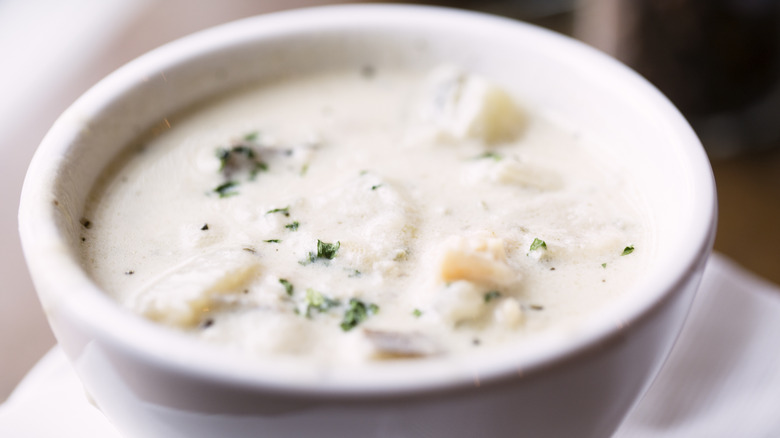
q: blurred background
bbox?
[2,0,779,402]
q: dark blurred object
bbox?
[431,1,780,157]
[425,0,577,35]
[574,0,780,285]
[627,0,780,157]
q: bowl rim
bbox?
[18,3,717,398]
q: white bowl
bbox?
[18,5,717,438]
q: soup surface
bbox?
[81,67,651,363]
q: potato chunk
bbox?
[494,298,525,328]
[130,249,261,327]
[437,234,513,285]
[419,66,526,144]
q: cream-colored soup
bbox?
[80,67,650,363]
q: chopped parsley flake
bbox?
[264,239,281,243]
[216,148,230,171]
[266,206,290,217]
[279,279,293,296]
[412,308,423,318]
[214,181,239,198]
[371,184,382,191]
[621,245,635,256]
[305,288,339,316]
[200,223,209,231]
[301,252,317,265]
[249,162,268,180]
[601,263,607,268]
[301,239,340,265]
[243,131,259,142]
[340,298,378,331]
[317,240,340,260]
[285,221,299,231]
[475,151,502,161]
[231,145,255,159]
[484,290,502,303]
[215,142,268,182]
[529,238,547,251]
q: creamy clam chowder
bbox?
[80,66,651,363]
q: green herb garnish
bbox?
[216,148,231,171]
[317,240,340,260]
[484,290,501,303]
[266,206,290,217]
[264,239,281,243]
[279,279,293,296]
[305,288,339,316]
[214,181,239,198]
[530,238,547,251]
[371,184,382,191]
[621,245,635,256]
[216,143,267,180]
[248,161,268,180]
[231,145,255,159]
[340,298,378,331]
[412,308,423,318]
[285,221,299,231]
[475,151,503,161]
[243,131,259,142]
[601,263,607,268]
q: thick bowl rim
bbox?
[18,4,717,398]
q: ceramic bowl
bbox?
[19,5,716,437]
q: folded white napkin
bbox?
[1,253,779,437]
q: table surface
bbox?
[2,0,778,404]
